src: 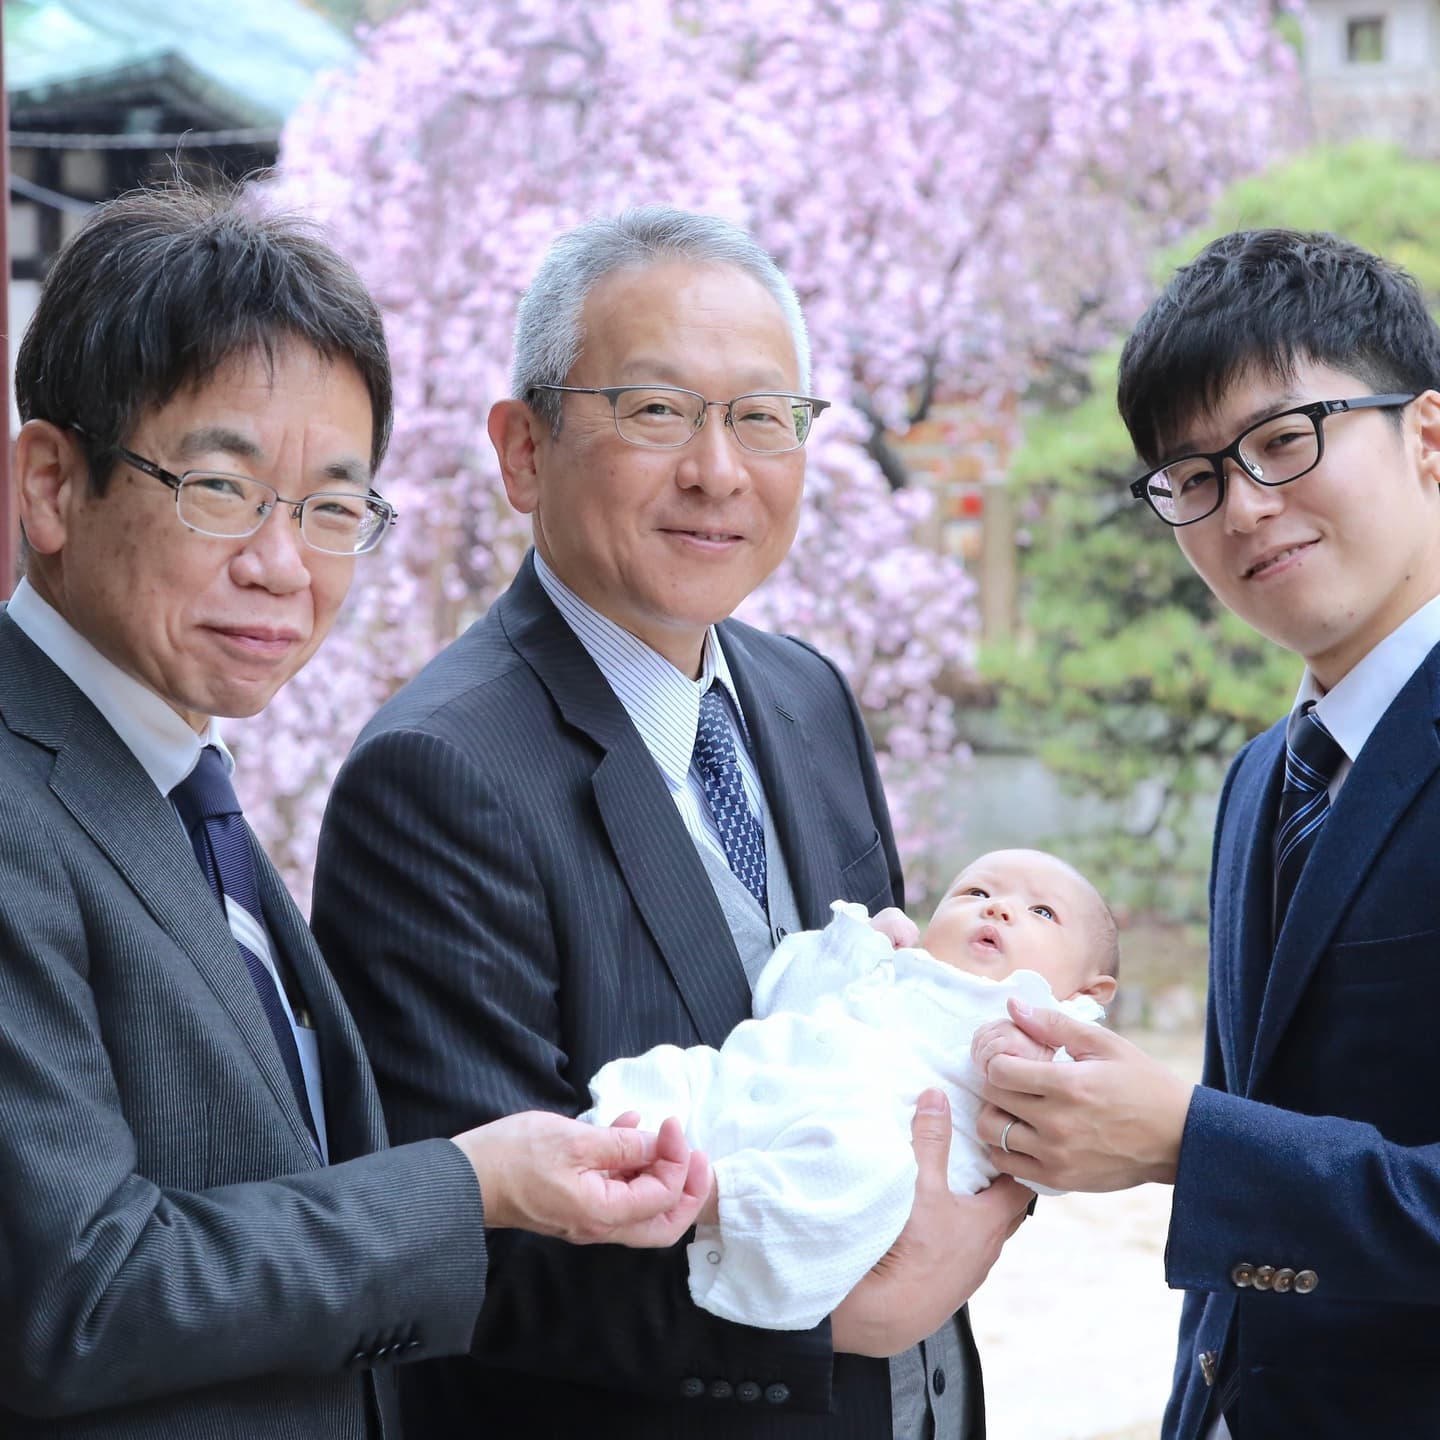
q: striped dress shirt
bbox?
[533,551,770,866]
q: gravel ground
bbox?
[967,1029,1204,1440]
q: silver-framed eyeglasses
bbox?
[1130,393,1415,528]
[530,383,831,454]
[111,444,398,555]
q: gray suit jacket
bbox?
[0,613,489,1439]
[314,554,985,1438]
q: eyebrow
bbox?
[614,359,793,392]
[1164,391,1306,464]
[176,425,372,488]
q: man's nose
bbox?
[1221,458,1283,533]
[677,404,749,495]
[231,504,313,591]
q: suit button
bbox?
[709,1380,734,1400]
[1230,1262,1256,1288]
[1199,1350,1217,1387]
[737,1381,762,1403]
[932,1368,947,1396]
[1252,1265,1275,1292]
[1273,1267,1296,1293]
[764,1383,791,1405]
[1294,1269,1319,1294]
[681,1377,705,1399]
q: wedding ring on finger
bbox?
[999,1119,1017,1155]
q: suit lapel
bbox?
[1248,652,1440,1091]
[719,622,838,926]
[1214,726,1285,1095]
[499,558,751,1047]
[254,852,385,1161]
[0,619,321,1160]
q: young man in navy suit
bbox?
[973,230,1440,1438]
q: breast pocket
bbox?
[1315,928,1440,988]
[837,830,892,912]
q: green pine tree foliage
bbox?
[987,142,1440,920]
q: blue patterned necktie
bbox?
[1273,703,1346,934]
[171,747,318,1145]
[693,686,768,909]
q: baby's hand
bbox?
[870,907,921,950]
[971,1019,1055,1075]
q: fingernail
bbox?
[1014,1000,1034,1018]
[918,1089,946,1113]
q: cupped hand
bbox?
[455,1111,710,1246]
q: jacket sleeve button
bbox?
[708,1380,734,1400]
[1230,1261,1256,1288]
[1272,1267,1295,1293]
[1252,1265,1275,1291]
[737,1381,761,1403]
[764,1383,791,1405]
[1294,1269,1319,1294]
[681,1377,705,1399]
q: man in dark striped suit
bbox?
[315,206,1030,1439]
[0,187,708,1440]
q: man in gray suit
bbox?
[0,187,709,1440]
[314,207,1030,1438]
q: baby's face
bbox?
[921,849,1107,1000]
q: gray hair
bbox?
[511,205,811,433]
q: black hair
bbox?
[1117,229,1440,466]
[14,182,392,491]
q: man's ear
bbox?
[488,398,546,515]
[1080,974,1118,1008]
[14,420,85,556]
[1413,389,1440,488]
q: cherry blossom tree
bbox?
[240,0,1301,904]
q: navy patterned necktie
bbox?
[1273,703,1346,934]
[693,686,768,909]
[171,747,318,1144]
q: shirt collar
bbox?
[1298,591,1440,764]
[8,576,230,795]
[532,550,747,791]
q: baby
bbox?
[582,847,1118,1330]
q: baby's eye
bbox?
[1031,904,1057,921]
[963,886,989,898]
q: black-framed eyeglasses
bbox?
[529,383,830,454]
[1129,393,1416,528]
[103,441,398,555]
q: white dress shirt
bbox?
[1298,591,1440,799]
[7,577,328,1159]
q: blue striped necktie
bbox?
[171,747,318,1145]
[693,686,768,909]
[1273,703,1346,934]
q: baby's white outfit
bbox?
[582,901,1104,1330]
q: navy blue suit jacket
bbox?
[1164,640,1440,1436]
[313,554,984,1437]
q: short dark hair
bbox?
[15,183,392,491]
[1117,229,1440,466]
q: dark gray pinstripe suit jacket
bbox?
[0,613,490,1439]
[313,553,985,1438]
